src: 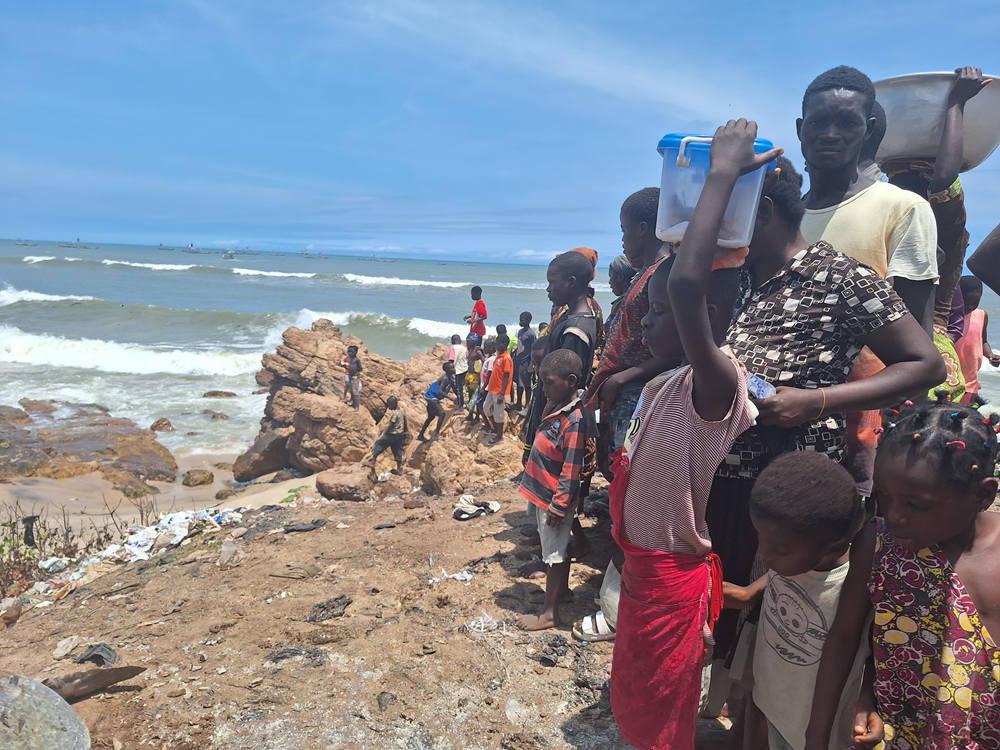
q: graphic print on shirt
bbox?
[761,576,829,666]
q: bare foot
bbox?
[515,612,560,631]
[518,561,546,579]
[362,461,375,469]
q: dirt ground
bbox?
[0,478,737,750]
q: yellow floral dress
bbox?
[869,520,1000,749]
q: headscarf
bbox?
[609,254,638,282]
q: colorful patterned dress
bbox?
[869,520,1000,749]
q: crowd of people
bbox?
[358,65,1000,750]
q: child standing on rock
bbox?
[341,345,362,411]
[448,334,469,409]
[417,362,456,442]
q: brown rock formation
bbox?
[315,468,374,502]
[236,320,524,492]
[203,390,237,398]
[150,417,175,432]
[0,400,177,497]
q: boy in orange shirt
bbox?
[484,334,513,444]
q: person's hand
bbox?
[463,314,472,323]
[545,511,566,528]
[990,353,1000,368]
[753,386,825,429]
[709,119,784,178]
[522,450,530,467]
[851,696,885,749]
[949,66,991,106]
[722,582,754,609]
[599,373,625,413]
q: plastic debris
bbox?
[428,569,473,585]
[459,610,511,636]
[305,595,352,622]
[38,558,69,575]
[73,642,117,667]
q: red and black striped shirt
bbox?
[519,394,587,518]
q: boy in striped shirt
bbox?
[515,348,588,631]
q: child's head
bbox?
[538,322,548,335]
[538,349,582,404]
[874,397,999,551]
[443,362,455,376]
[640,256,742,359]
[960,275,983,312]
[347,345,359,357]
[530,337,547,369]
[751,452,864,577]
[496,334,510,352]
[620,188,660,266]
[451,334,462,345]
[746,156,806,265]
[546,251,593,307]
[519,311,532,328]
[798,66,876,174]
[386,396,399,409]
[471,286,482,301]
[609,254,638,297]
[466,332,481,349]
[496,324,507,336]
[484,336,497,355]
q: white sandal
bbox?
[572,610,616,642]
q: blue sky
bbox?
[2,1,999,263]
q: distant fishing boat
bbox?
[58,243,99,249]
[222,250,236,260]
[14,240,37,246]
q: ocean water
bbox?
[2,238,999,457]
[0,239,615,457]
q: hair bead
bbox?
[873,427,885,435]
[904,400,914,406]
[945,440,966,451]
[912,433,922,441]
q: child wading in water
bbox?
[608,120,776,749]
[516,349,588,631]
[723,451,867,750]
[805,397,1000,750]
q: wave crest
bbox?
[342,273,468,289]
[22,256,56,264]
[0,285,97,307]
[232,268,316,278]
[101,259,197,271]
[0,325,260,376]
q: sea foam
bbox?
[0,286,96,307]
[342,273,468,289]
[0,325,260,376]
[101,259,197,271]
[22,256,57,264]
[232,268,317,278]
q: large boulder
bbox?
[284,393,377,474]
[233,426,292,482]
[315,468,374,502]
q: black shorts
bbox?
[425,398,445,418]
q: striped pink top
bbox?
[621,354,757,555]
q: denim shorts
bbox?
[611,381,646,453]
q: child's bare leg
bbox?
[516,561,569,631]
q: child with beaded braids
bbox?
[805,394,1000,750]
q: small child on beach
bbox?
[514,312,536,410]
[723,451,866,750]
[448,334,469,409]
[341,345,362,411]
[469,337,497,425]
[805,397,1000,750]
[465,333,483,410]
[516,349,588,632]
[607,120,776,749]
[956,275,1000,404]
[363,396,408,474]
[416,363,456,441]
[484,334,513,443]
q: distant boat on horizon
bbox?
[58,242,99,249]
[14,240,37,246]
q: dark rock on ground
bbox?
[182,469,214,487]
[150,417,175,432]
[203,390,237,398]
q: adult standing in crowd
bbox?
[465,286,487,339]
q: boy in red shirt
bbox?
[464,286,487,338]
[484,334,513,444]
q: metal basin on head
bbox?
[875,71,1000,171]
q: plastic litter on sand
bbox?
[428,569,473,585]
